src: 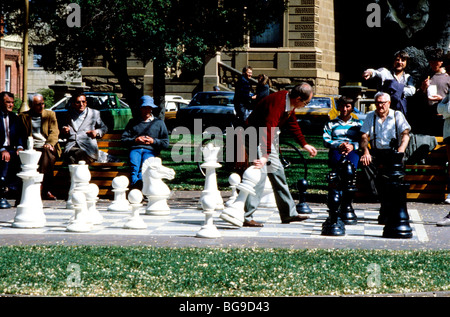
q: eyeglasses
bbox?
[302,99,311,106]
[375,101,389,106]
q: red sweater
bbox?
[246,90,307,157]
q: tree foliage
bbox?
[2,0,287,109]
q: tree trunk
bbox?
[104,52,142,118]
[152,58,166,121]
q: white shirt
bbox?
[360,109,411,149]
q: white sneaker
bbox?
[437,213,450,227]
[445,194,450,204]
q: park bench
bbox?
[404,136,447,201]
[355,136,448,202]
[53,133,130,200]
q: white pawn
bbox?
[123,189,147,229]
[66,192,92,232]
[85,183,103,225]
[108,175,131,212]
[258,178,277,208]
[225,173,241,207]
[196,191,221,238]
[220,166,261,227]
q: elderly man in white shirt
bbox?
[359,92,411,224]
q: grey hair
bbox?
[29,93,44,104]
[374,91,391,101]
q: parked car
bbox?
[164,95,190,112]
[175,91,235,133]
[50,92,133,131]
[295,94,366,133]
[164,95,190,133]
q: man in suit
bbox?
[0,91,25,200]
[224,83,318,227]
[19,94,62,200]
[59,93,108,164]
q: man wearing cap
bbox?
[59,93,108,164]
[121,95,169,189]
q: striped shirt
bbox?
[323,117,363,150]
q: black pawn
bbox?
[296,178,312,214]
[0,177,11,209]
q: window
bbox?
[5,65,11,92]
[250,20,282,48]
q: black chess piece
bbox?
[337,156,358,225]
[321,155,358,236]
[382,152,413,239]
[0,177,11,209]
[296,178,312,214]
[322,171,345,236]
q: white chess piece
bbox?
[198,143,224,210]
[258,178,276,208]
[225,173,241,207]
[196,190,221,238]
[142,157,175,215]
[123,189,147,229]
[85,183,103,225]
[13,137,46,228]
[66,192,92,232]
[108,175,131,212]
[220,166,261,227]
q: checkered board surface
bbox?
[0,205,428,242]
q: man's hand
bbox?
[253,156,268,169]
[360,153,372,166]
[135,135,154,145]
[1,150,10,162]
[43,144,54,152]
[62,126,70,134]
[338,142,354,155]
[362,70,372,80]
[303,144,317,157]
[86,130,98,139]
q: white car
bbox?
[165,95,190,112]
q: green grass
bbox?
[161,133,329,193]
[0,246,448,296]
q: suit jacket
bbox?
[19,109,62,157]
[59,107,108,160]
[0,111,25,151]
[246,90,307,157]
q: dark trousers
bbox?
[36,147,57,192]
[64,146,95,165]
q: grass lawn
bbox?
[162,133,329,194]
[0,246,448,297]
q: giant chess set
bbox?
[0,141,429,242]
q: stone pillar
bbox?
[203,53,220,92]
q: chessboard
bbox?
[0,205,429,242]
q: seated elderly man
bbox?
[359,91,411,224]
[121,96,169,189]
[19,94,61,200]
[59,93,108,164]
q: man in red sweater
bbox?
[238,82,317,227]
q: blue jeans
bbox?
[328,149,360,170]
[129,148,155,186]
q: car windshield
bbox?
[190,93,234,106]
[306,97,331,109]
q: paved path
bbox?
[0,191,448,250]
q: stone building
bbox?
[82,0,340,100]
[0,32,23,98]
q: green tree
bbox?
[2,0,287,115]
